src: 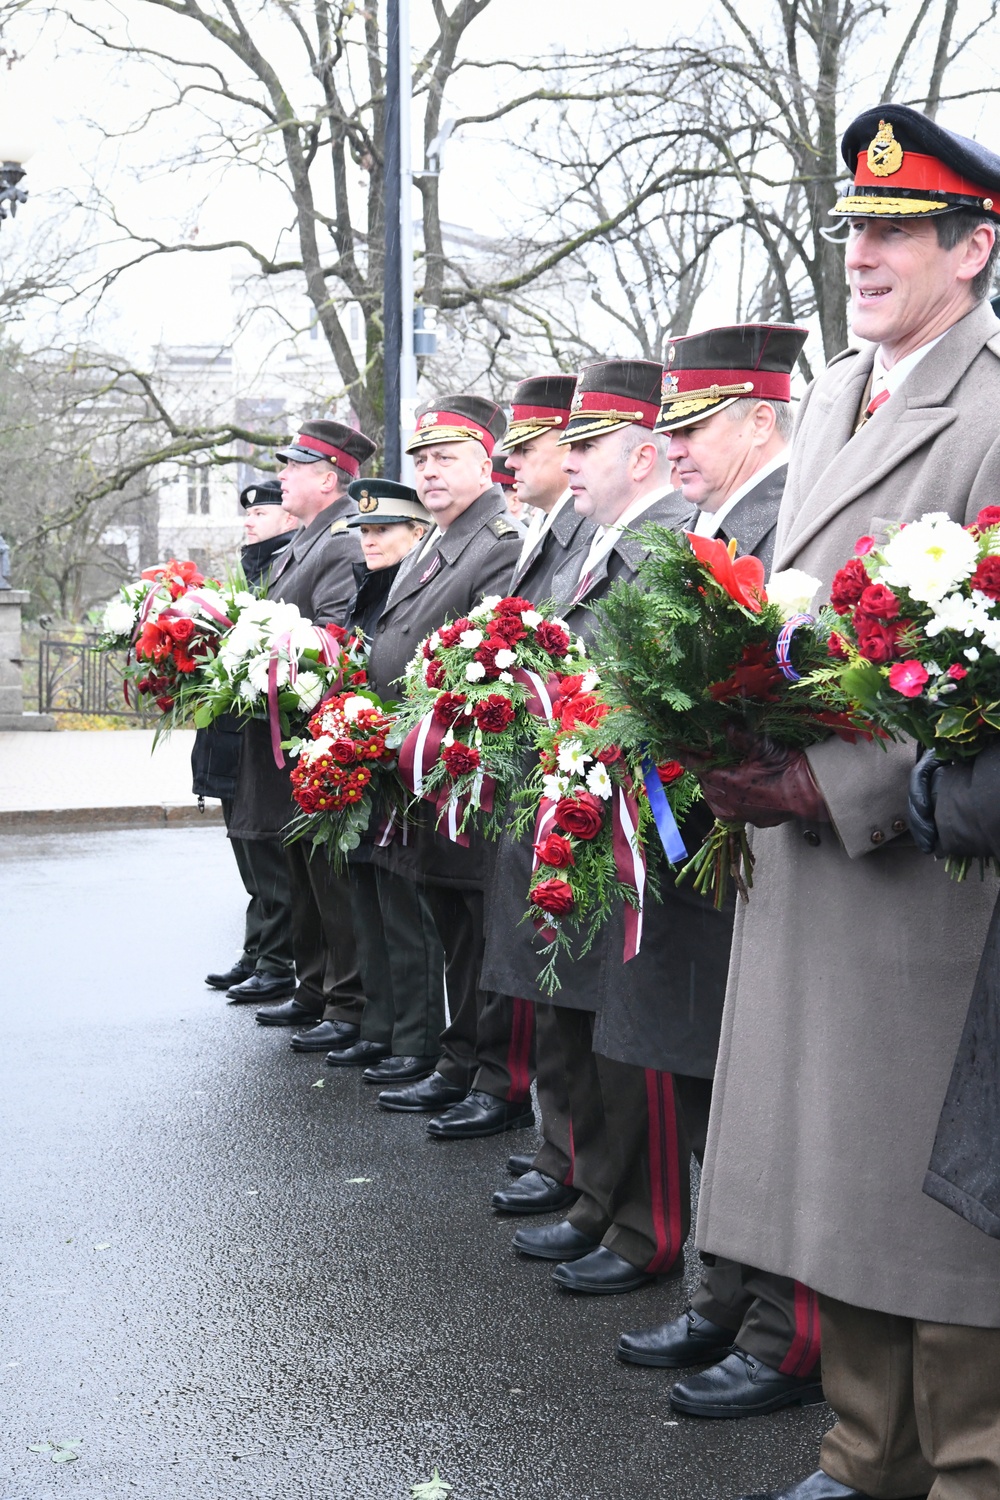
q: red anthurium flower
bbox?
[686,532,765,613]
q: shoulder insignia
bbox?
[329,518,349,535]
[490,516,518,538]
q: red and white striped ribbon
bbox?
[267,626,346,768]
[612,783,646,961]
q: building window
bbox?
[187,467,211,515]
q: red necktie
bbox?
[865,387,891,418]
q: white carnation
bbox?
[428,632,441,652]
[498,671,514,684]
[465,662,487,682]
[521,610,542,628]
[581,669,601,692]
[459,628,484,650]
[765,568,823,621]
[585,762,613,800]
[881,515,978,603]
[342,695,372,721]
[494,648,517,669]
[480,595,502,611]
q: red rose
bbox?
[323,623,347,644]
[533,833,575,869]
[496,596,533,615]
[488,614,527,645]
[441,742,480,777]
[555,674,586,699]
[331,738,356,764]
[976,507,1000,530]
[830,557,871,614]
[597,744,623,766]
[433,691,467,727]
[425,658,446,688]
[472,694,516,733]
[534,620,570,657]
[473,641,502,678]
[827,631,849,660]
[350,670,368,686]
[855,615,903,665]
[858,583,900,620]
[657,761,684,785]
[948,663,968,680]
[553,791,604,841]
[971,556,1000,600]
[531,878,575,917]
[558,693,608,729]
[165,616,196,642]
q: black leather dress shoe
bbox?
[507,1152,535,1177]
[736,1470,892,1500]
[289,1019,360,1052]
[227,971,296,1003]
[617,1307,736,1368]
[206,960,253,990]
[670,1348,824,1419]
[492,1170,579,1215]
[362,1054,438,1084]
[552,1245,658,1294]
[256,997,323,1028]
[512,1220,599,1261]
[377,1071,467,1114]
[427,1090,535,1140]
[325,1040,390,1068]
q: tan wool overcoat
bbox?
[697,299,1000,1325]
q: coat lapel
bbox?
[718,466,786,563]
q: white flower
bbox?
[468,603,493,623]
[586,762,613,800]
[428,632,441,652]
[238,678,257,700]
[925,592,986,638]
[965,647,981,661]
[494,648,516,669]
[342,695,372,721]
[980,619,1000,652]
[765,568,823,621]
[521,610,542,628]
[498,671,514,684]
[881,515,978,603]
[247,654,285,693]
[924,661,942,677]
[573,638,587,657]
[581,669,601,692]
[557,738,590,774]
[301,734,334,762]
[232,590,256,610]
[542,773,570,801]
[548,616,569,631]
[101,598,136,635]
[459,628,484,650]
[465,661,487,682]
[294,671,323,710]
[482,595,502,610]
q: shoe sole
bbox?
[363,1070,434,1086]
[512,1239,598,1262]
[427,1112,535,1140]
[668,1384,825,1419]
[553,1273,655,1295]
[616,1343,735,1369]
[377,1098,459,1113]
[325,1054,389,1068]
[492,1193,580,1216]
[229,990,296,1004]
[207,978,249,990]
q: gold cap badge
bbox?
[357,489,378,513]
[867,120,903,178]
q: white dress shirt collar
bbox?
[871,333,945,402]
[577,483,675,585]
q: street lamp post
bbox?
[383,0,416,481]
[0,105,36,229]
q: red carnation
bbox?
[657,761,685,785]
[830,557,871,614]
[472,694,516,733]
[331,738,356,764]
[948,663,968,680]
[422,640,435,660]
[858,583,900,620]
[854,535,876,556]
[441,742,480,778]
[473,640,502,678]
[165,616,196,642]
[488,613,527,645]
[533,833,575,869]
[535,620,570,657]
[971,556,1000,600]
[976,507,1000,530]
[496,596,533,615]
[433,691,467,727]
[553,791,604,841]
[425,658,446,688]
[531,878,575,917]
[438,618,472,648]
[888,660,929,698]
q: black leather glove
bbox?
[908,749,944,856]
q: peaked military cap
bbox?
[491,452,516,488]
[345,478,431,528]
[656,323,809,432]
[239,477,284,509]
[833,104,1000,221]
[275,419,376,477]
[498,374,578,451]
[557,359,663,445]
[406,395,507,457]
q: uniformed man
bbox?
[226,419,377,1056]
[365,396,533,1138]
[202,478,299,1003]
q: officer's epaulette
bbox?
[490,515,518,539]
[329,518,349,535]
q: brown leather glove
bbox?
[695,731,830,828]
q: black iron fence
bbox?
[26,633,143,717]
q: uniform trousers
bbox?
[529,1002,576,1185]
[285,841,366,1024]
[346,863,445,1058]
[221,798,295,976]
[423,884,534,1098]
[818,1295,1000,1499]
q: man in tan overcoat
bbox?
[693,106,1000,1500]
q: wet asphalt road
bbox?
[1,826,833,1500]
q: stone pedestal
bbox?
[0,591,55,730]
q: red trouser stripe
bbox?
[779,1281,821,1376]
[644,1070,683,1274]
[505,997,534,1103]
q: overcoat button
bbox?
[871,829,885,844]
[803,830,821,847]
[891,818,906,833]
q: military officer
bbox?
[226,419,377,1055]
[365,396,533,1138]
[688,107,1000,1500]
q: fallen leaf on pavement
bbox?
[310,1079,325,1089]
[345,1177,372,1184]
[411,1470,452,1499]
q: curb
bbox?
[0,803,226,831]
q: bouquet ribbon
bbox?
[641,755,688,863]
[611,783,646,961]
[268,627,346,768]
[775,613,815,683]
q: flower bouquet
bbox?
[394,593,590,841]
[518,670,701,993]
[185,599,368,766]
[96,559,246,716]
[594,526,870,907]
[816,507,1000,878]
[283,689,402,865]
